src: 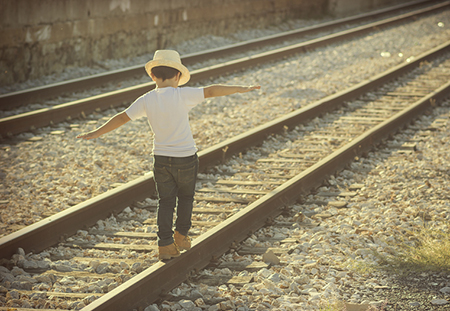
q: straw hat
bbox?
[145,50,190,85]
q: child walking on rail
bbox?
[77,50,260,260]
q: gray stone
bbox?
[23,260,38,269]
[6,289,20,299]
[262,250,280,265]
[144,305,160,311]
[131,262,142,273]
[96,262,110,274]
[179,299,196,310]
[54,264,72,272]
[37,260,51,270]
[431,299,448,305]
[10,266,26,276]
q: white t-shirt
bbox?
[125,87,204,157]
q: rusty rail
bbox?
[1,0,449,137]
[84,66,450,311]
[1,39,449,260]
[0,40,449,311]
[0,0,436,110]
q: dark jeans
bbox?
[153,153,198,246]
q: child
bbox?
[77,50,260,260]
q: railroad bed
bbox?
[1,1,449,128]
[1,40,450,311]
[147,100,450,311]
[1,1,450,238]
[0,0,442,108]
[1,3,450,311]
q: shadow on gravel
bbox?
[370,271,450,311]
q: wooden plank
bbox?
[143,219,220,227]
[194,196,250,203]
[340,116,386,121]
[257,158,314,163]
[264,166,304,170]
[193,208,231,214]
[386,92,428,96]
[253,173,295,179]
[89,230,157,239]
[197,187,267,195]
[65,242,157,252]
[72,256,143,265]
[305,135,348,140]
[215,180,283,186]
[277,153,311,158]
[132,205,229,215]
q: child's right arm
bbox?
[203,84,260,98]
[77,111,130,140]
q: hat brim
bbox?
[145,59,190,86]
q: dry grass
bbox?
[320,227,449,311]
[375,227,450,274]
[319,300,387,311]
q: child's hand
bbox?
[77,131,100,140]
[240,85,261,93]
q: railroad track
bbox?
[1,39,449,310]
[0,0,436,110]
[1,0,449,137]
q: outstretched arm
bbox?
[77,111,131,140]
[203,84,260,98]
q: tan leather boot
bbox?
[158,243,180,260]
[174,231,191,251]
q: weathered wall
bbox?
[328,0,411,16]
[0,0,327,86]
[0,0,412,86]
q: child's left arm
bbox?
[203,84,260,98]
[77,111,130,140]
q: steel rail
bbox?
[0,0,437,110]
[83,62,450,311]
[1,40,449,261]
[1,1,449,137]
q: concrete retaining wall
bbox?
[0,0,409,86]
[329,0,412,16]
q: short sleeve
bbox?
[181,87,205,109]
[125,94,147,121]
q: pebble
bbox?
[1,8,450,240]
[0,7,449,311]
[431,299,449,305]
[262,250,280,265]
[150,104,450,311]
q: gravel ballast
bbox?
[1,7,449,237]
[0,7,449,311]
[143,100,450,311]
